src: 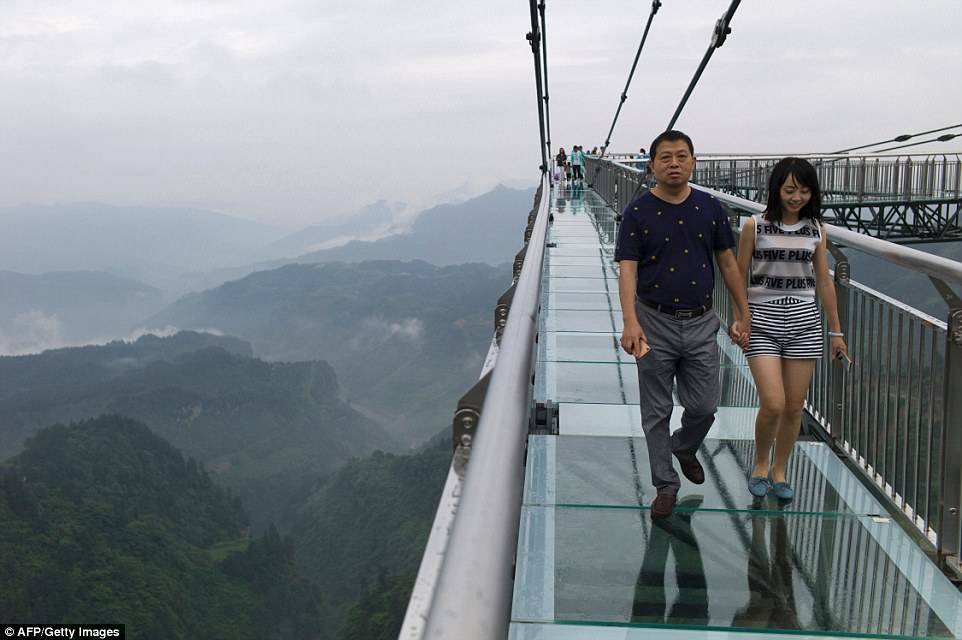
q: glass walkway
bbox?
[508,185,962,639]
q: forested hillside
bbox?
[291,436,452,638]
[147,260,510,444]
[0,331,398,531]
[0,415,324,638]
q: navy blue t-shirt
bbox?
[614,189,735,308]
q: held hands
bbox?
[729,318,750,350]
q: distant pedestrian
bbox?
[636,147,648,170]
[571,145,585,182]
[555,147,568,183]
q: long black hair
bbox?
[764,157,822,223]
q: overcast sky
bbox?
[1,1,960,227]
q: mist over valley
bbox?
[0,184,537,637]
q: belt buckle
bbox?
[675,309,694,319]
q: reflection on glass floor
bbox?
[512,186,962,639]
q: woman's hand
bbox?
[831,336,850,367]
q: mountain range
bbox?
[0,331,398,531]
[145,260,510,444]
[0,185,537,355]
[292,184,538,266]
[0,203,287,284]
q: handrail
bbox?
[602,151,962,160]
[689,182,962,287]
[422,173,551,639]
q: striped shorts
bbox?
[745,297,823,359]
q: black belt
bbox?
[640,298,712,319]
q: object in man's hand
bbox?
[637,341,651,358]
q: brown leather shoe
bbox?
[651,493,676,519]
[674,453,705,485]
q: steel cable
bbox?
[666,0,742,131]
[600,0,663,155]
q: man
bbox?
[615,130,750,519]
[571,145,584,183]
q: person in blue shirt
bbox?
[615,130,751,519]
[636,147,648,170]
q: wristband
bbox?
[827,331,844,337]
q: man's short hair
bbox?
[650,130,694,157]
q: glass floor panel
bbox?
[545,291,621,310]
[525,436,889,517]
[544,265,616,279]
[541,332,630,363]
[546,277,612,293]
[545,256,611,266]
[514,502,962,638]
[543,310,622,333]
[513,504,962,637]
[539,356,756,407]
[537,360,639,404]
[549,232,605,243]
[556,403,759,440]
[549,246,614,257]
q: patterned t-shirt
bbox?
[615,189,735,308]
[746,212,822,303]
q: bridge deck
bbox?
[508,185,962,639]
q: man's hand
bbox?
[621,318,650,358]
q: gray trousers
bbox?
[635,301,721,495]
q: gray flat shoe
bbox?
[772,481,794,501]
[748,476,770,497]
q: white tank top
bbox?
[746,213,821,303]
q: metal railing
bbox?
[691,153,962,203]
[406,174,551,640]
[589,158,962,571]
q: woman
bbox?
[736,157,849,500]
[555,147,567,183]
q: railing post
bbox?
[931,277,962,570]
[827,241,851,441]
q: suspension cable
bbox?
[666,0,742,131]
[833,123,962,154]
[527,0,548,174]
[600,0,662,155]
[873,132,962,153]
[539,1,552,165]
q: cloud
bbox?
[125,325,224,341]
[351,317,424,349]
[0,310,67,356]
